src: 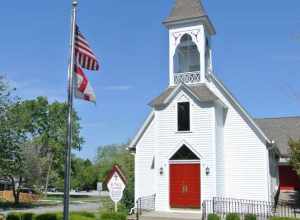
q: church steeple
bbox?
[164,0,215,86]
[163,0,215,35]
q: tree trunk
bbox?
[9,176,20,205]
[44,153,53,198]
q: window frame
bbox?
[177,102,191,132]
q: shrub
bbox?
[22,213,35,220]
[70,213,96,220]
[208,214,220,220]
[35,213,57,220]
[70,212,95,219]
[100,212,127,220]
[245,214,256,220]
[7,213,21,220]
[226,213,240,220]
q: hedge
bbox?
[226,213,240,220]
[22,213,35,220]
[100,212,127,220]
[208,213,220,220]
[35,213,58,220]
[6,213,21,220]
[244,214,256,220]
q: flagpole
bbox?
[63,1,77,220]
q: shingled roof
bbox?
[164,0,207,23]
[149,84,218,108]
[255,117,300,157]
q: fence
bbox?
[136,194,156,220]
[202,197,298,220]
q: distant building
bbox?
[129,0,298,212]
[255,117,300,191]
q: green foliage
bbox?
[226,213,240,220]
[69,213,95,220]
[22,213,35,220]
[99,212,127,220]
[6,213,21,220]
[208,213,220,220]
[244,214,256,220]
[35,213,58,220]
[0,96,83,203]
[70,213,95,219]
[96,143,134,210]
[71,158,98,191]
[289,139,300,176]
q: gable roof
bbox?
[103,164,127,186]
[149,83,219,108]
[255,117,300,157]
[210,74,272,145]
[164,0,206,23]
[128,111,155,150]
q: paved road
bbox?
[0,202,100,216]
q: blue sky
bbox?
[1,1,300,160]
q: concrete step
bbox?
[139,211,202,220]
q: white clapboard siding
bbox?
[209,79,270,201]
[154,91,217,211]
[135,118,156,201]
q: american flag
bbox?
[75,25,100,71]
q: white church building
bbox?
[129,0,279,212]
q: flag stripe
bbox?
[75,25,100,71]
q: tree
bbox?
[96,143,134,210]
[0,96,83,203]
[289,139,300,176]
[71,158,98,191]
[0,101,28,204]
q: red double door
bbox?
[170,163,201,209]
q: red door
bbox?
[170,164,201,208]
[279,165,300,191]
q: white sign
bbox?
[107,172,126,203]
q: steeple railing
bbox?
[174,71,201,85]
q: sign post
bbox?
[104,165,127,212]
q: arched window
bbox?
[173,34,200,74]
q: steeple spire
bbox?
[163,0,215,35]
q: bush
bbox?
[7,213,21,220]
[208,214,220,220]
[22,213,35,220]
[70,213,95,219]
[35,213,58,220]
[226,213,240,220]
[100,212,127,220]
[245,214,256,220]
[70,213,96,220]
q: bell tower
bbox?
[163,0,216,86]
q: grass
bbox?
[42,195,100,203]
[0,195,101,210]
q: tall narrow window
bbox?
[178,102,190,131]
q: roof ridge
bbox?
[255,116,300,120]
